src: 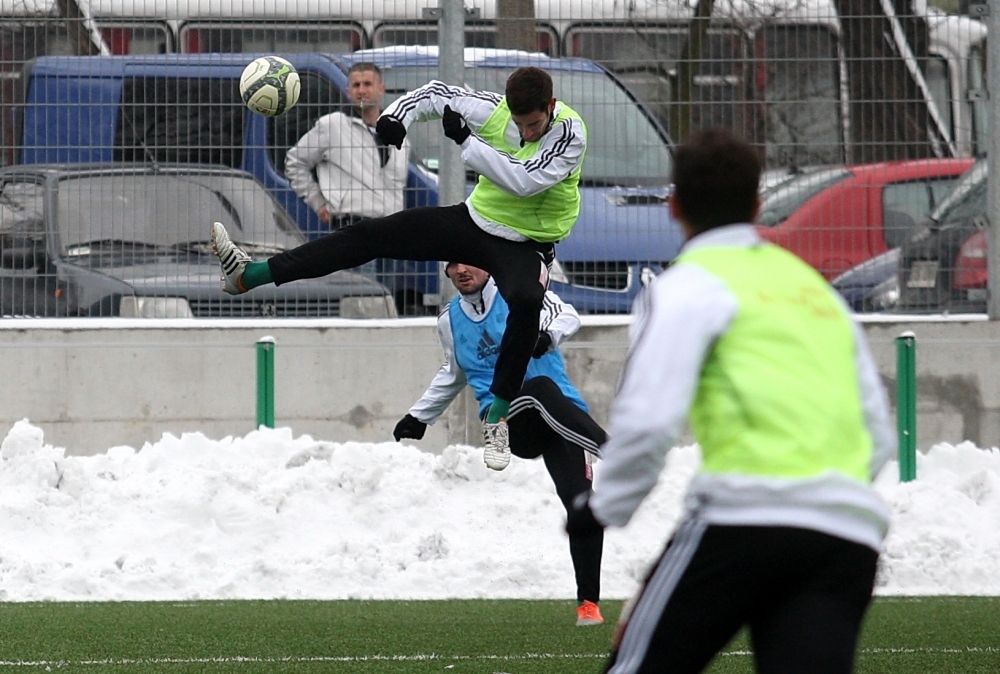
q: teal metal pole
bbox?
[256,336,275,428]
[895,331,917,482]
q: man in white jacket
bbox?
[567,129,896,674]
[284,62,409,231]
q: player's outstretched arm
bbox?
[462,116,586,198]
[402,311,468,434]
[393,414,427,441]
[591,268,733,527]
[380,80,498,131]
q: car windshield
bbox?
[381,66,673,186]
[55,173,304,254]
[929,160,986,225]
[0,181,45,236]
[756,167,851,226]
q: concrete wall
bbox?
[0,315,997,455]
[860,316,1000,449]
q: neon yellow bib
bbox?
[468,99,585,242]
[677,243,872,482]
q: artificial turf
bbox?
[0,597,995,673]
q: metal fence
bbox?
[0,0,992,317]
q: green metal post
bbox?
[895,331,917,482]
[256,336,275,428]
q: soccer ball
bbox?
[240,56,301,117]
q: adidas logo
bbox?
[476,331,500,360]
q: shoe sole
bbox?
[484,451,510,471]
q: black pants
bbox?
[268,204,555,401]
[508,377,606,603]
[605,523,879,674]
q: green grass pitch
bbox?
[0,597,995,672]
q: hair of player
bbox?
[505,67,554,115]
[348,62,383,80]
[672,129,761,233]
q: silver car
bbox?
[0,164,397,318]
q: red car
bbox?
[755,158,975,279]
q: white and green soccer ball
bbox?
[239,56,301,117]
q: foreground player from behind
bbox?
[568,129,896,673]
[211,66,587,472]
[394,262,606,626]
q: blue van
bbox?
[17,48,682,313]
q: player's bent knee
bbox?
[520,376,559,398]
[504,286,545,313]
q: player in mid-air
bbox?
[212,66,587,472]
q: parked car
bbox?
[755,158,974,279]
[17,52,438,315]
[758,164,831,197]
[897,159,988,314]
[0,164,397,318]
[831,247,901,313]
[17,47,681,314]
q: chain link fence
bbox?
[0,0,991,317]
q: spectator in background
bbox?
[284,62,409,232]
[393,261,606,627]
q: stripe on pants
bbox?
[608,518,708,674]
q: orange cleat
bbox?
[575,600,604,626]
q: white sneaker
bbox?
[482,419,511,471]
[210,222,251,295]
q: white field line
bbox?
[0,647,998,667]
[724,648,1000,655]
[0,654,603,668]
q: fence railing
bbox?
[0,1,992,317]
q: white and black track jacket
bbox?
[380,80,587,241]
[408,278,581,424]
[590,225,896,552]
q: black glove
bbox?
[442,105,471,145]
[393,414,427,441]
[376,115,406,150]
[566,491,605,538]
[532,331,553,358]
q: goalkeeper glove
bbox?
[532,331,553,358]
[376,115,406,150]
[442,105,471,145]
[393,414,427,441]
